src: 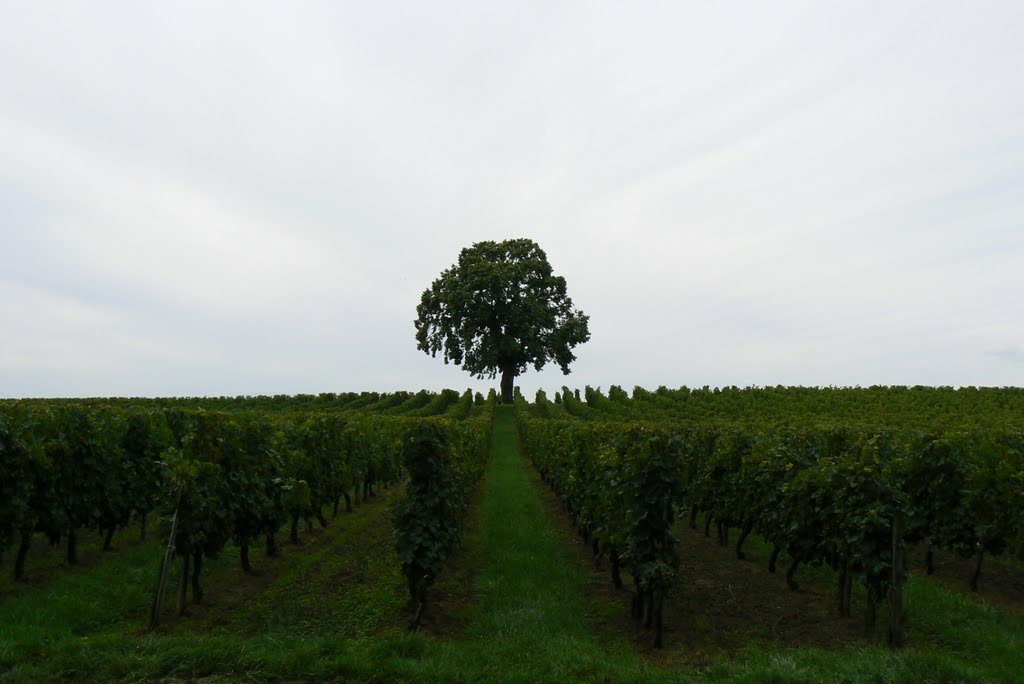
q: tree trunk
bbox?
[610,546,623,588]
[631,577,643,619]
[407,568,420,602]
[103,526,115,551]
[500,367,515,404]
[842,562,854,618]
[970,549,984,592]
[178,552,191,615]
[838,562,848,617]
[736,524,752,560]
[14,529,32,581]
[786,557,801,591]
[865,585,877,635]
[654,592,665,649]
[66,528,78,565]
[890,509,905,647]
[191,551,203,603]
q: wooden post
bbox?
[889,508,905,647]
[148,488,181,630]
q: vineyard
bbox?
[0,391,491,631]
[0,387,1022,682]
[520,385,1024,650]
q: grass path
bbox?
[468,403,605,648]
[415,406,1017,684]
[397,405,667,683]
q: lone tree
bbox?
[415,238,590,404]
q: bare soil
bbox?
[532,455,1024,670]
[527,463,874,666]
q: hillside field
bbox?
[1,387,1022,682]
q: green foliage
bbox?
[393,416,489,606]
[448,389,476,419]
[0,391,483,599]
[619,427,680,597]
[0,396,1022,682]
[414,238,590,400]
[521,385,1024,645]
[0,412,32,557]
[121,410,173,521]
[394,423,456,592]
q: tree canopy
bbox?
[415,239,590,403]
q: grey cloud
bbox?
[1,2,1023,397]
[988,347,1024,364]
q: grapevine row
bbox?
[519,387,1024,647]
[0,390,492,624]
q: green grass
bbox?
[405,405,660,682]
[1,405,1022,682]
[721,531,1024,681]
[224,488,406,640]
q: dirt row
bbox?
[524,454,1024,666]
[156,485,407,636]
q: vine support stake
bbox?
[148,485,182,630]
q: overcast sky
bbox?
[2,1,1022,399]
